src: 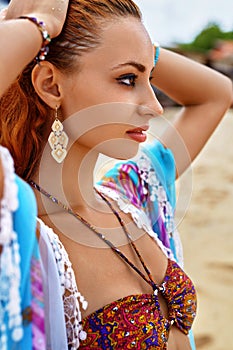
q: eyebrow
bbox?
[112,61,146,73]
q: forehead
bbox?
[81,17,154,71]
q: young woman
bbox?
[0,0,232,349]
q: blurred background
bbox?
[135,0,233,107]
[134,2,233,350]
[1,1,232,349]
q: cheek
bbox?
[62,75,136,119]
[77,124,127,147]
[62,92,100,118]
[70,124,139,159]
[62,78,105,118]
[63,102,139,150]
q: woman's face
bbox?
[60,17,163,158]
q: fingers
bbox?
[3,0,69,38]
[0,8,7,21]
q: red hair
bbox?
[0,0,141,181]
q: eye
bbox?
[116,73,138,87]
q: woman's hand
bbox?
[0,0,69,96]
[0,8,7,21]
[5,0,69,38]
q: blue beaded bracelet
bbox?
[18,16,51,63]
[154,43,160,67]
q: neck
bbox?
[33,142,110,217]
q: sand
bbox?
[164,108,233,350]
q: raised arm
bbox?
[151,48,233,176]
[0,0,69,97]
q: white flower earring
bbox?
[48,106,69,163]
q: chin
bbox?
[97,138,140,160]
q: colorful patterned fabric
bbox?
[0,147,46,349]
[14,176,46,350]
[31,254,46,350]
[98,141,180,264]
[80,259,196,349]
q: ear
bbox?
[31,62,62,109]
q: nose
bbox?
[137,83,164,118]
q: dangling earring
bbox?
[48,106,69,163]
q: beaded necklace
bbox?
[29,180,167,298]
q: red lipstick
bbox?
[126,125,149,143]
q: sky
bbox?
[0,0,232,46]
[134,0,233,46]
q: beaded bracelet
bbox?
[18,16,51,62]
[154,43,161,68]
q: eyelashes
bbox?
[116,73,138,87]
[116,74,153,88]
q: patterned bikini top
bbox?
[79,259,197,349]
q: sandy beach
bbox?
[163,108,233,350]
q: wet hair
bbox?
[0,0,141,181]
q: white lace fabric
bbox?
[0,146,22,349]
[0,146,18,244]
[137,153,183,267]
[38,219,88,350]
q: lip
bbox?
[126,125,149,143]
